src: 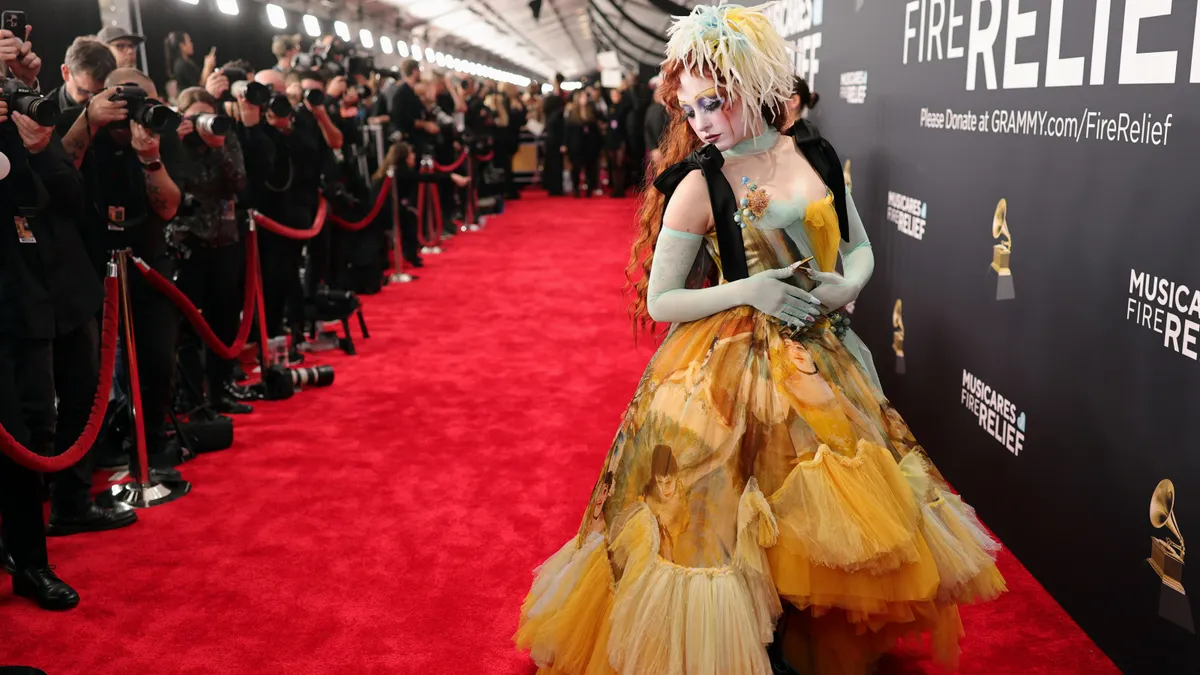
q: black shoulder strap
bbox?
[652,144,750,281]
[788,120,850,242]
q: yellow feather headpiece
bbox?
[664,3,793,131]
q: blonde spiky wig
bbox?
[664,3,793,131]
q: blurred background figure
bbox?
[94,26,142,69]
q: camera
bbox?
[230,79,270,107]
[112,84,181,133]
[1,79,58,127]
[303,88,325,106]
[191,113,232,136]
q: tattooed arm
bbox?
[131,123,181,220]
[61,88,130,168]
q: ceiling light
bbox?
[303,14,321,37]
[179,0,199,5]
[396,40,409,57]
[425,47,434,62]
[359,29,373,49]
[435,52,444,66]
[334,21,351,42]
[412,44,423,61]
[216,0,238,15]
[266,3,286,28]
[380,36,393,54]
[541,83,552,94]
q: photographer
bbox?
[387,60,436,152]
[166,87,251,414]
[378,141,469,269]
[252,69,330,359]
[52,66,188,492]
[292,69,342,300]
[0,83,88,608]
[51,37,116,134]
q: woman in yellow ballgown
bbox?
[515,5,1006,674]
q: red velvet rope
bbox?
[416,173,443,248]
[476,150,495,162]
[133,231,260,361]
[0,276,120,472]
[433,150,468,172]
[328,176,393,232]
[253,197,328,240]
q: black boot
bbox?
[0,542,14,575]
[13,566,80,611]
[47,503,138,537]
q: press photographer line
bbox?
[919,106,1174,145]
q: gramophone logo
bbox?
[892,299,905,374]
[1149,479,1194,632]
[843,159,852,193]
[989,198,1015,301]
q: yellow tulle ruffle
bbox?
[517,442,1005,675]
[519,481,784,675]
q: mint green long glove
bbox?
[647,227,821,327]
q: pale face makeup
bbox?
[677,71,752,151]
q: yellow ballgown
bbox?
[516,138,1006,675]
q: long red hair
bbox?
[625,60,786,338]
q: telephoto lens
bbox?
[303,88,325,106]
[130,99,182,133]
[267,92,293,117]
[2,79,58,127]
[193,113,233,136]
[230,79,270,106]
[289,365,334,389]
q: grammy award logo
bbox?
[1149,479,1194,632]
[892,299,905,374]
[843,159,852,193]
[989,198,1015,301]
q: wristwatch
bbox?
[141,157,163,173]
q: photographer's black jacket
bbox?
[0,134,100,339]
[165,133,247,249]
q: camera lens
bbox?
[19,96,59,127]
[194,113,233,136]
[304,88,325,106]
[233,80,270,106]
[139,103,182,133]
[267,93,293,117]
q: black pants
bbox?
[400,200,421,264]
[542,142,564,195]
[570,156,599,196]
[306,227,331,298]
[177,242,244,405]
[126,260,180,461]
[606,146,628,197]
[0,334,49,570]
[17,320,101,515]
[260,230,305,340]
[498,149,517,199]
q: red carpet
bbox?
[2,192,1117,674]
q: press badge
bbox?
[108,205,126,231]
[220,200,236,223]
[14,216,35,243]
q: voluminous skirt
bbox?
[515,307,1006,675]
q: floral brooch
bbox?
[735,176,770,229]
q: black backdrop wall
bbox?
[781,0,1200,672]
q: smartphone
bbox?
[0,11,24,37]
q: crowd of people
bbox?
[0,24,505,613]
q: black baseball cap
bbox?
[96,26,145,45]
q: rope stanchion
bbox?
[328,176,393,231]
[416,167,444,254]
[110,250,191,508]
[387,168,415,284]
[432,150,468,173]
[253,197,328,240]
[133,235,259,361]
[0,277,120,473]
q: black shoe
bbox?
[216,396,253,415]
[224,381,262,402]
[12,566,80,611]
[47,503,138,537]
[96,450,130,471]
[287,348,305,366]
[0,543,14,575]
[232,363,249,382]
